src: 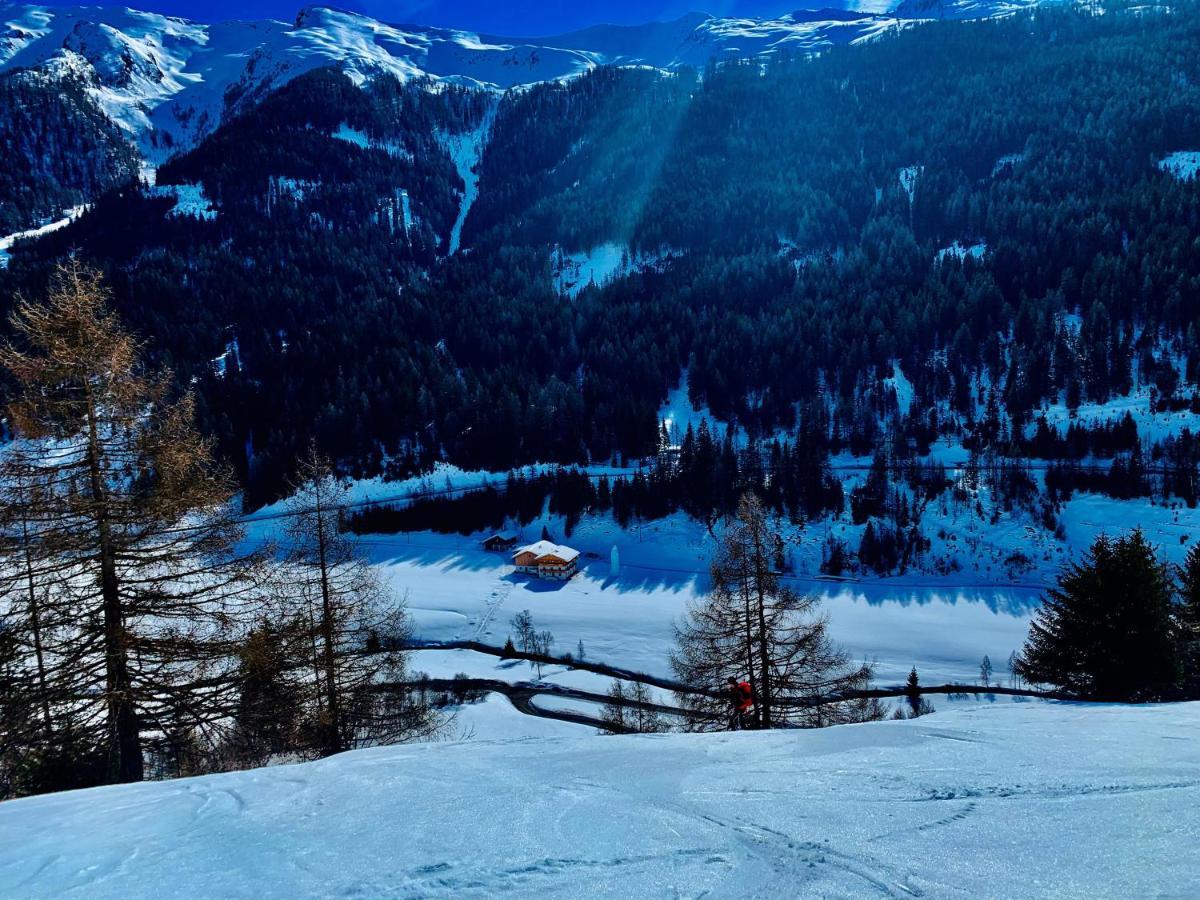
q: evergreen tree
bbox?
[1177,543,1200,695]
[1179,543,1200,638]
[905,667,922,718]
[1016,531,1182,701]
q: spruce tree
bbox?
[905,667,922,718]
[1016,531,1182,701]
[1179,543,1200,638]
[1177,543,1200,695]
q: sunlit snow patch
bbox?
[332,124,413,161]
[991,152,1025,176]
[1158,151,1200,181]
[937,241,987,263]
[552,244,682,298]
[332,123,370,148]
[149,182,217,219]
[898,164,923,203]
[211,338,240,378]
[553,244,629,297]
[440,105,497,255]
[884,361,914,417]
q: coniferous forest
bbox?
[1,3,1200,513]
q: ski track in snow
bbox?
[1,702,1197,898]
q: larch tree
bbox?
[280,449,437,757]
[0,480,65,755]
[0,262,264,786]
[671,493,880,730]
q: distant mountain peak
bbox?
[0,0,1044,161]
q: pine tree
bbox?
[0,263,263,785]
[1016,531,1182,701]
[905,667,922,718]
[671,493,878,729]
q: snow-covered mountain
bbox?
[2,700,1196,897]
[0,1,1042,159]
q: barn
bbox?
[482,533,518,552]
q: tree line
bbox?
[0,266,439,799]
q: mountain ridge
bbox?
[0,1,1039,159]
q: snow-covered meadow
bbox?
[236,366,1200,707]
[3,701,1196,898]
[365,525,1039,689]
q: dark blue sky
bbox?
[41,1,801,34]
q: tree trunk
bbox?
[314,493,343,756]
[752,533,773,730]
[87,392,142,783]
[737,554,758,728]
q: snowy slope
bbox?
[0,203,86,268]
[1,701,1196,898]
[0,2,1044,159]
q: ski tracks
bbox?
[468,580,513,642]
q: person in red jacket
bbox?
[727,677,755,730]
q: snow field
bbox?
[366,523,1037,688]
[440,103,497,255]
[148,183,217,220]
[2,701,1196,898]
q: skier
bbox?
[727,676,754,731]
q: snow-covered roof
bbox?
[513,540,580,563]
